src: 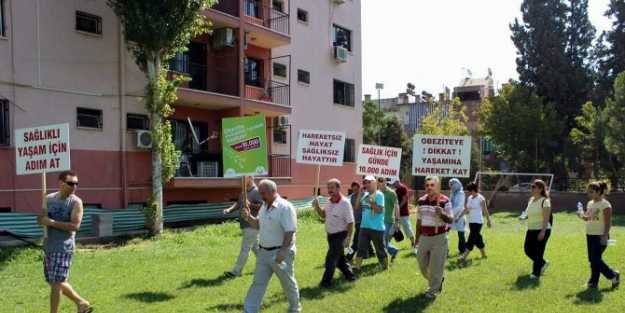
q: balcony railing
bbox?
[175,154,291,179]
[244,0,290,35]
[270,154,291,178]
[245,79,290,106]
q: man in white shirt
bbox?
[242,179,301,313]
[312,178,356,288]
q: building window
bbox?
[0,207,11,213]
[245,57,263,87]
[344,138,355,163]
[333,24,351,51]
[76,11,102,35]
[245,0,260,18]
[77,107,103,129]
[297,9,308,23]
[0,0,6,37]
[273,128,287,144]
[273,62,287,78]
[297,69,310,84]
[0,99,9,146]
[333,80,355,106]
[127,113,150,131]
[169,52,190,74]
[272,0,284,12]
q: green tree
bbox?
[107,0,214,234]
[595,0,625,102]
[419,99,469,136]
[569,102,606,176]
[362,100,384,144]
[379,115,412,180]
[604,72,625,181]
[510,0,596,174]
[480,83,563,172]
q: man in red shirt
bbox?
[391,178,416,252]
[415,176,454,298]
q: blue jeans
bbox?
[384,223,399,256]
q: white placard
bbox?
[412,135,471,178]
[296,129,346,167]
[15,123,71,175]
[356,144,402,179]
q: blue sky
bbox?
[361,0,613,99]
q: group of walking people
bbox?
[34,169,621,313]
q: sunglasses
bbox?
[65,181,79,187]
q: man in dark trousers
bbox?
[313,178,356,288]
[37,171,92,313]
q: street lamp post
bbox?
[375,82,384,144]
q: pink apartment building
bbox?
[0,0,363,213]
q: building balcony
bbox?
[168,154,292,189]
[170,59,291,115]
[205,0,290,48]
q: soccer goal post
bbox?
[474,171,555,208]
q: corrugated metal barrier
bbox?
[0,197,326,239]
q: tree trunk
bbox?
[147,54,164,235]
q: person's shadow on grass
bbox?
[123,292,175,303]
[382,294,435,313]
[299,279,354,300]
[179,274,231,289]
[446,258,479,271]
[566,287,615,304]
[512,274,540,290]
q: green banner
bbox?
[222,115,269,178]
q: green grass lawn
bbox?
[2,211,625,313]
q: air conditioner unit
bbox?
[212,28,236,50]
[136,130,153,149]
[278,116,289,126]
[331,0,346,5]
[334,46,348,63]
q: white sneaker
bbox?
[541,261,550,275]
[529,274,539,279]
[413,247,419,255]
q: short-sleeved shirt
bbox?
[324,196,355,234]
[526,197,551,230]
[360,191,385,231]
[350,193,363,224]
[467,194,486,224]
[416,194,453,228]
[382,189,398,224]
[395,183,410,216]
[237,185,263,229]
[586,199,611,235]
[44,192,81,254]
[258,196,297,250]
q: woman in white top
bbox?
[458,182,491,261]
[523,179,552,279]
[577,181,620,289]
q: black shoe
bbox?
[587,282,598,289]
[346,274,357,282]
[612,271,620,288]
[224,271,237,278]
